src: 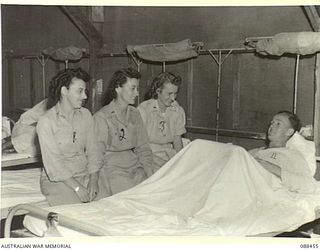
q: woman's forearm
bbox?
[172,135,183,153]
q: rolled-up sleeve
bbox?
[133,112,153,171]
[93,113,109,169]
[83,110,100,174]
[36,117,73,182]
[175,106,187,136]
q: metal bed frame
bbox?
[3,203,320,238]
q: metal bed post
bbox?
[36,55,50,100]
[65,59,69,69]
[293,54,300,114]
[208,49,233,142]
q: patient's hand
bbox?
[248,147,263,157]
[255,158,281,178]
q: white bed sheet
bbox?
[24,139,320,237]
[1,168,47,218]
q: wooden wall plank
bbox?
[7,58,15,111]
[29,59,35,106]
[314,54,320,181]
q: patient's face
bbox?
[267,114,293,143]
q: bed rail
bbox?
[4,204,107,238]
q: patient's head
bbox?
[267,111,301,148]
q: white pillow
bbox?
[286,132,316,176]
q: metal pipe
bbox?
[186,125,266,140]
[293,54,300,114]
[187,60,194,127]
[208,49,233,142]
[42,56,46,98]
[215,51,222,142]
[4,204,107,238]
[4,47,256,60]
[162,61,166,72]
[199,48,255,55]
[65,60,69,69]
[36,55,49,99]
[137,63,140,105]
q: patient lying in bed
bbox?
[23,111,320,237]
[249,110,316,193]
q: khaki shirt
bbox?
[138,99,186,145]
[36,103,99,182]
[93,100,152,170]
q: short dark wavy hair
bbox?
[276,110,301,133]
[48,67,90,107]
[146,72,182,100]
[104,67,141,105]
[265,110,301,146]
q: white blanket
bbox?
[24,139,320,236]
[1,168,47,218]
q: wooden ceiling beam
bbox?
[60,6,104,48]
[303,6,320,31]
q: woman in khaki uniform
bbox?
[37,68,100,206]
[138,72,186,172]
[94,68,153,197]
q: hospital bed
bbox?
[1,151,48,239]
[1,109,49,218]
[1,156,48,237]
[1,152,40,168]
[3,138,320,238]
[1,167,47,218]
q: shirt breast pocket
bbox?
[53,128,72,149]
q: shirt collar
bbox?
[55,102,82,118]
[151,99,177,112]
[109,100,134,124]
